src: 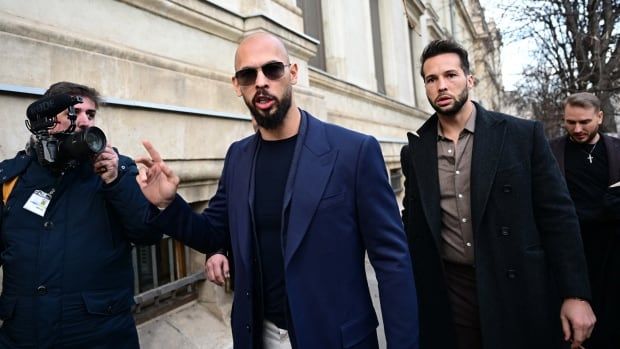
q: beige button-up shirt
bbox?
[437,107,476,265]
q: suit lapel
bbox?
[470,106,506,235]
[602,134,620,183]
[284,113,337,267]
[410,117,442,245]
[231,135,259,273]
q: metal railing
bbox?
[132,235,205,315]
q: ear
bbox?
[466,74,475,89]
[597,110,604,124]
[231,76,242,97]
[289,62,298,85]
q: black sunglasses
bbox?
[235,62,291,86]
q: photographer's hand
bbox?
[93,145,119,184]
[135,140,179,209]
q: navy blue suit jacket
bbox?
[150,110,419,349]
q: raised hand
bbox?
[135,140,179,209]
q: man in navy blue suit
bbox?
[136,32,419,349]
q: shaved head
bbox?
[231,31,299,134]
[234,32,290,70]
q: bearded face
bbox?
[243,85,293,130]
[427,86,469,117]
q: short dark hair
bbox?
[420,39,470,78]
[564,92,601,111]
[43,81,102,109]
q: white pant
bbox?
[263,320,292,349]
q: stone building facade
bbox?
[0,0,502,347]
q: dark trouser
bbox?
[454,323,483,349]
[444,261,482,349]
[581,222,620,349]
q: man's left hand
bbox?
[204,253,230,286]
[93,145,119,184]
[560,298,596,349]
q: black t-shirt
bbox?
[564,137,609,222]
[254,134,297,329]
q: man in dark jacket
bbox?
[0,81,161,348]
[550,92,620,349]
[400,39,596,349]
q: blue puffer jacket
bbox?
[0,150,161,348]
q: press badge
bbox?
[23,190,52,217]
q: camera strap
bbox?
[2,176,19,205]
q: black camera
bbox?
[26,94,107,169]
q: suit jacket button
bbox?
[107,305,113,314]
[245,324,251,332]
[503,184,512,193]
[506,269,517,279]
[44,221,54,230]
[245,291,251,298]
[37,285,47,295]
[500,226,510,236]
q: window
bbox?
[369,0,385,94]
[409,27,420,107]
[134,236,185,292]
[132,236,204,324]
[298,0,326,70]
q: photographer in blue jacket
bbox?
[0,81,161,348]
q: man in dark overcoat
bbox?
[550,92,620,349]
[400,39,596,349]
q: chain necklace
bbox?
[584,141,597,164]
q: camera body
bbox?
[33,127,107,167]
[26,94,107,170]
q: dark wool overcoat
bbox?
[401,103,591,349]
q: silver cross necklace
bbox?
[585,142,597,164]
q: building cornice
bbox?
[120,0,318,61]
[120,0,244,42]
[0,10,233,83]
[403,0,427,29]
[454,0,478,37]
[309,67,428,120]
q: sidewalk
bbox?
[138,301,233,349]
[138,257,386,348]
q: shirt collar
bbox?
[437,103,477,140]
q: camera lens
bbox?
[60,127,107,160]
[84,127,106,153]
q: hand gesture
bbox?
[135,140,179,209]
